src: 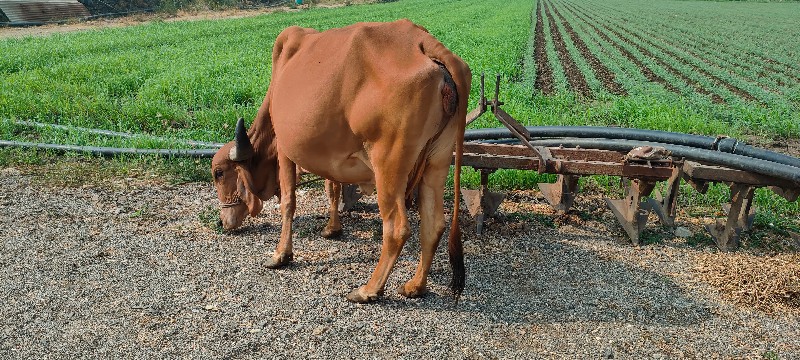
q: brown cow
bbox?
[211,20,471,303]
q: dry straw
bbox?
[694,252,800,313]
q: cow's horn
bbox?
[229,118,254,161]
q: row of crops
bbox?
[537,0,800,102]
[528,0,800,136]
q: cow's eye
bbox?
[214,170,224,180]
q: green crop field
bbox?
[0,0,532,148]
[1,0,799,235]
[2,0,799,144]
[530,0,800,136]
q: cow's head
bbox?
[211,118,267,230]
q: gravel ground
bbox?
[1,166,798,359]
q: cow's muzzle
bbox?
[218,200,247,230]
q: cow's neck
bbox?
[247,114,279,200]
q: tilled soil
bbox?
[561,1,681,96]
[543,0,591,98]
[533,0,555,95]
[571,0,800,85]
[600,7,758,104]
[567,0,725,104]
[1,168,799,358]
[548,0,626,96]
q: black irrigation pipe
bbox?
[466,126,800,169]
[3,122,799,184]
[4,136,798,185]
[0,140,216,158]
[485,138,800,186]
[14,120,225,148]
[3,120,223,158]
[15,121,798,168]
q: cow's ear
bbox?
[236,165,263,217]
[229,118,255,162]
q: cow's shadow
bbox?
[345,227,712,327]
[231,203,714,327]
[417,231,714,326]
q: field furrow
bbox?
[663,44,781,96]
[555,0,680,96]
[617,26,759,104]
[565,0,724,103]
[547,0,625,96]
[574,1,764,104]
[585,0,800,85]
[600,14,788,93]
[533,0,554,95]
[542,0,590,98]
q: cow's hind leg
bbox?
[321,180,343,238]
[398,158,449,298]
[266,153,297,268]
[346,167,411,303]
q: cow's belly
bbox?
[323,150,375,184]
[270,69,378,185]
[277,135,375,185]
[300,150,374,185]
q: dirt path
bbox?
[0,8,267,39]
[1,163,798,358]
[0,2,362,40]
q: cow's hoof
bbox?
[346,287,380,303]
[320,227,342,239]
[265,253,293,269]
[398,282,428,298]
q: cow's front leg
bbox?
[321,180,343,238]
[346,171,410,303]
[266,154,297,269]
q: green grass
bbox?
[0,148,210,186]
[0,0,533,143]
[2,0,797,140]
[198,205,224,233]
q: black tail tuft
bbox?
[448,226,465,304]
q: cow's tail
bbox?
[422,36,472,303]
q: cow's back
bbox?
[270,20,441,120]
[271,20,435,88]
[267,20,456,183]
